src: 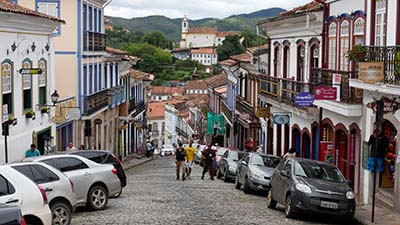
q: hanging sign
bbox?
[256,107,271,118]
[359,62,384,84]
[367,97,400,114]
[19,68,43,75]
[295,92,314,107]
[273,114,290,125]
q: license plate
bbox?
[320,201,338,209]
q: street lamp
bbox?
[51,90,60,106]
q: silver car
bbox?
[235,153,281,194]
[25,155,121,211]
[11,162,77,225]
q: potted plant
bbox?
[348,45,367,62]
[7,115,17,126]
[40,107,49,114]
[25,110,35,119]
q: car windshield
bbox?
[294,161,346,183]
[250,155,280,168]
[163,145,173,148]
[229,151,239,161]
[217,149,226,156]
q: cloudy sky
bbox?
[105,0,311,19]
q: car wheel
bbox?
[87,185,109,210]
[217,168,222,179]
[235,174,241,189]
[223,168,229,182]
[51,202,72,225]
[285,193,296,218]
[267,189,277,209]
[243,177,251,194]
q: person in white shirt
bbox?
[66,142,77,151]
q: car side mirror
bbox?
[280,170,289,177]
[346,179,353,186]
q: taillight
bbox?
[112,168,118,174]
[113,154,122,164]
[69,178,75,193]
[38,186,48,205]
[20,214,26,225]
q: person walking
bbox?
[65,142,77,151]
[25,144,41,158]
[146,140,153,159]
[367,129,389,173]
[175,143,186,181]
[282,147,296,159]
[202,143,216,180]
[185,140,196,180]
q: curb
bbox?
[123,158,154,170]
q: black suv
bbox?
[68,150,127,195]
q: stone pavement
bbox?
[355,204,400,225]
[122,154,154,170]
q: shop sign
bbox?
[19,68,43,75]
[320,142,334,164]
[314,87,337,100]
[359,62,384,84]
[273,114,290,125]
[367,97,400,114]
[256,107,271,118]
[332,73,341,101]
[295,92,314,107]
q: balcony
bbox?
[83,89,110,116]
[236,95,254,115]
[86,31,106,52]
[259,75,280,99]
[109,86,124,108]
[128,97,136,113]
[311,68,362,104]
[220,101,233,125]
[132,101,146,117]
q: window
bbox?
[94,64,98,92]
[98,10,102,33]
[35,165,59,182]
[375,0,387,46]
[152,122,158,131]
[0,174,15,196]
[83,4,88,50]
[37,1,59,34]
[328,23,337,69]
[89,6,93,32]
[354,18,365,45]
[94,8,98,33]
[340,21,350,70]
[89,65,93,94]
[104,64,108,88]
[12,165,35,181]
[297,44,305,81]
[53,158,89,172]
[22,59,32,111]
[30,166,48,184]
[38,60,47,105]
[2,61,13,115]
[71,151,105,163]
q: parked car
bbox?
[0,204,25,225]
[267,158,355,221]
[68,150,127,191]
[11,162,77,225]
[0,165,52,225]
[215,148,228,164]
[217,150,244,182]
[25,155,121,211]
[194,145,206,165]
[235,153,280,194]
[161,144,175,156]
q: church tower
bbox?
[182,14,189,37]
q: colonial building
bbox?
[205,73,227,114]
[190,47,218,66]
[147,101,165,150]
[186,80,208,95]
[0,0,63,162]
[149,86,185,102]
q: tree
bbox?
[138,54,158,73]
[241,30,267,48]
[140,31,171,49]
[216,35,246,61]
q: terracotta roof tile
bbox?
[150,86,185,96]
[187,80,208,90]
[216,31,240,37]
[191,47,215,54]
[279,1,323,17]
[147,102,165,119]
[0,0,65,23]
[219,59,238,66]
[106,47,129,55]
[230,53,252,63]
[204,73,227,88]
[129,69,154,81]
[187,27,217,34]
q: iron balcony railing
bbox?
[83,89,110,116]
[128,97,136,113]
[311,68,362,104]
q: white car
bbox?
[194,145,206,164]
[11,162,77,225]
[25,155,121,211]
[161,144,175,156]
[0,165,52,225]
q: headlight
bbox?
[346,191,355,199]
[229,165,237,172]
[251,172,263,179]
[295,184,312,193]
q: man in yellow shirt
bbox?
[185,140,196,179]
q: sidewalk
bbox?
[355,205,400,225]
[122,155,154,170]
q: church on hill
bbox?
[179,15,239,49]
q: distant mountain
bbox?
[106,8,285,41]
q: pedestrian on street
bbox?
[367,129,389,173]
[65,142,77,151]
[185,140,196,180]
[282,147,296,159]
[79,145,85,150]
[201,143,216,180]
[175,143,186,181]
[25,144,41,158]
[146,140,153,159]
[243,137,254,152]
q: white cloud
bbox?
[105,0,311,19]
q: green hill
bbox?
[106,8,285,41]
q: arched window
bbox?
[22,59,33,110]
[375,0,387,46]
[283,41,290,79]
[2,60,13,115]
[354,18,365,45]
[297,40,306,82]
[153,122,158,131]
[340,21,350,70]
[328,23,337,69]
[273,42,281,77]
[38,59,47,105]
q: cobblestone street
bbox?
[71,157,358,225]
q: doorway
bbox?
[302,131,311,159]
[335,129,348,180]
[292,127,301,156]
[37,128,52,155]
